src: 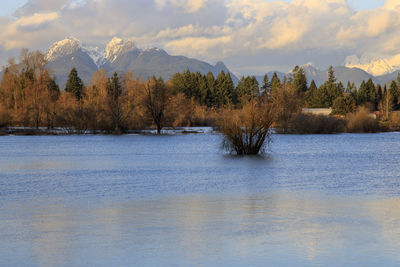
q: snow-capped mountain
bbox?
[46,37,106,68]
[46,37,81,62]
[45,37,237,87]
[105,37,139,63]
[345,54,400,76]
[82,45,106,68]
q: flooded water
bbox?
[1,132,400,266]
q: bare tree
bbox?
[219,99,275,155]
[144,77,169,134]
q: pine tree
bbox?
[332,94,356,115]
[315,67,342,108]
[205,72,216,107]
[107,72,124,134]
[236,76,259,107]
[356,80,368,105]
[65,68,83,100]
[291,66,308,94]
[261,74,270,96]
[305,80,318,107]
[271,72,281,97]
[366,78,376,106]
[376,84,383,105]
[327,66,336,84]
[215,71,234,107]
[389,80,400,110]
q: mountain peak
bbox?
[46,37,106,68]
[106,37,139,62]
[46,37,82,61]
[301,62,319,70]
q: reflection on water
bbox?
[1,133,400,266]
[2,194,400,266]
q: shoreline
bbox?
[1,126,399,136]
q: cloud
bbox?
[1,0,400,74]
[156,0,208,13]
[0,12,59,50]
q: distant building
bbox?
[302,108,332,116]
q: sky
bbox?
[0,0,399,76]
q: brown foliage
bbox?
[345,107,380,133]
[290,113,345,134]
[219,99,275,155]
[0,103,9,128]
[271,82,302,133]
[0,50,60,128]
[143,77,169,134]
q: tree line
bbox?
[1,49,400,136]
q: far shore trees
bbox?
[4,49,400,136]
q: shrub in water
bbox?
[219,100,275,155]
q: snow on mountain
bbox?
[46,37,106,68]
[45,36,237,87]
[345,54,400,76]
[81,46,106,68]
[346,59,395,76]
[105,37,139,62]
[45,37,81,61]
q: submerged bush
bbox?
[290,113,345,134]
[219,100,275,155]
[346,107,380,133]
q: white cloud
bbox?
[0,12,59,50]
[155,0,208,13]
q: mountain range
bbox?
[44,37,237,87]
[1,37,400,89]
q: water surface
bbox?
[1,132,400,266]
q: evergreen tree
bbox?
[377,84,383,106]
[346,81,357,99]
[291,66,308,94]
[65,68,83,100]
[205,72,216,107]
[389,80,400,110]
[327,66,336,84]
[305,80,318,107]
[196,72,208,106]
[271,72,281,96]
[215,71,234,107]
[107,72,124,133]
[236,76,259,107]
[332,94,356,115]
[170,73,186,95]
[315,67,342,108]
[356,78,376,107]
[261,74,270,96]
[366,78,376,106]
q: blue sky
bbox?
[0,0,388,17]
[1,0,28,16]
[348,0,386,10]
